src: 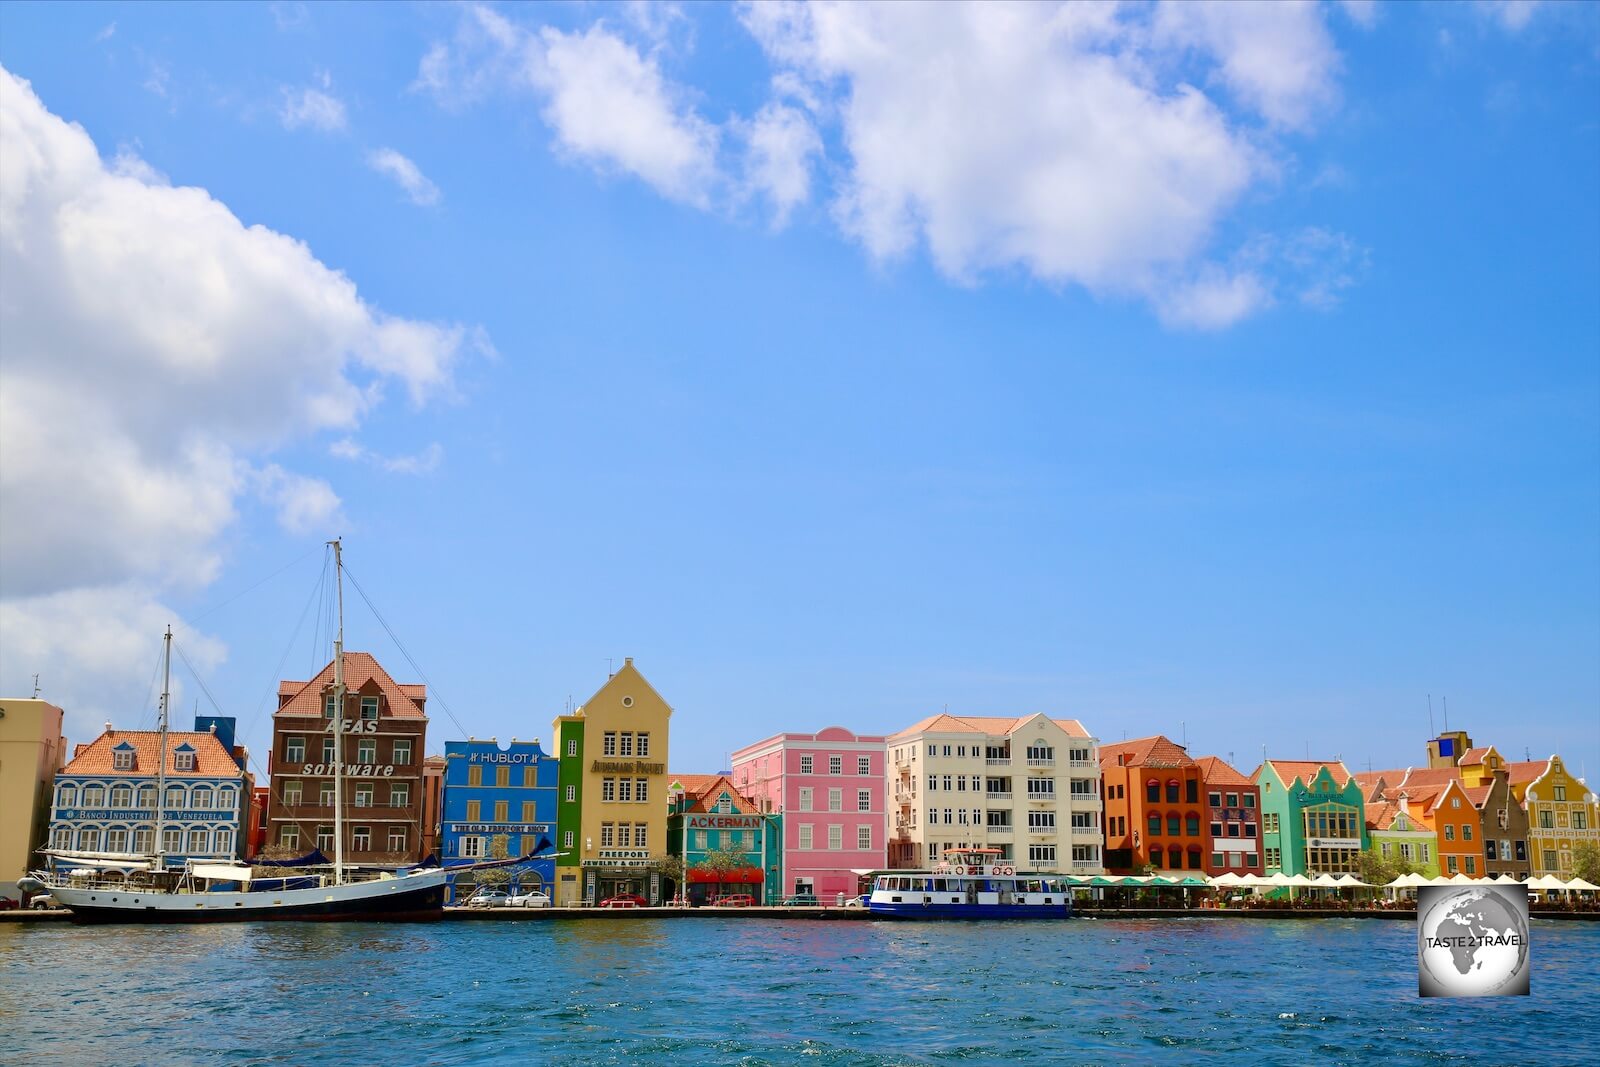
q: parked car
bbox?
[0,896,19,912]
[712,894,755,907]
[597,894,647,909]
[780,894,821,907]
[506,890,551,909]
[843,893,869,909]
[464,887,510,908]
[29,893,57,910]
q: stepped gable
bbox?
[275,652,426,718]
[1192,755,1253,786]
[1099,735,1193,768]
[1262,759,1358,788]
[888,712,1089,740]
[63,729,243,778]
[671,773,760,814]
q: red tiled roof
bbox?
[1462,784,1494,808]
[62,729,244,779]
[1192,755,1254,787]
[888,712,1089,740]
[1099,735,1193,769]
[276,652,426,718]
[670,774,761,814]
[1507,759,1549,785]
[1396,767,1459,790]
[1458,747,1492,765]
[1261,759,1357,788]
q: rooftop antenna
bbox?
[1181,721,1187,747]
[1305,740,1310,759]
[1525,747,1530,761]
[1441,696,1449,733]
[1427,695,1435,738]
[1228,750,1235,767]
[31,673,40,698]
[607,658,614,678]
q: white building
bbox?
[887,713,1103,875]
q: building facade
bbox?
[887,713,1103,876]
[551,659,672,905]
[1099,736,1208,875]
[47,718,248,871]
[729,726,887,902]
[439,739,558,903]
[1194,755,1262,876]
[0,697,66,902]
[1511,755,1599,877]
[1431,779,1484,877]
[1255,760,1367,876]
[265,652,429,864]
[668,774,782,904]
[1365,793,1440,878]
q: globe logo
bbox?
[1417,885,1530,997]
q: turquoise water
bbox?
[1,917,1595,1065]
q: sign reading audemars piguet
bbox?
[590,760,666,774]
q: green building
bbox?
[667,774,783,904]
[552,714,585,904]
[1254,760,1368,876]
[1365,794,1440,878]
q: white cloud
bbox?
[329,438,444,475]
[1154,267,1271,330]
[0,65,478,726]
[1152,0,1340,129]
[0,586,227,742]
[366,147,442,206]
[1337,0,1378,28]
[532,24,721,207]
[95,22,117,43]
[271,2,310,32]
[740,102,821,227]
[279,83,347,132]
[1477,0,1542,32]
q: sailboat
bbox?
[21,542,449,922]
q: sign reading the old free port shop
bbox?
[1417,884,1530,998]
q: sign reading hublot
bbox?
[468,752,541,764]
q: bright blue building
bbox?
[440,739,559,903]
[47,717,251,872]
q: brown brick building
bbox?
[265,652,428,865]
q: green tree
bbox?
[1356,844,1420,886]
[1572,841,1600,883]
[695,847,749,878]
[475,835,514,886]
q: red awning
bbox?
[687,867,764,884]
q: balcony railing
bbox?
[1026,758,1055,767]
[1027,825,1057,835]
[1070,860,1100,872]
[985,791,1012,801]
[1070,825,1101,837]
[985,757,1011,766]
[986,826,1013,836]
[1068,759,1096,769]
[1026,792,1057,802]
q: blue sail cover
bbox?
[247,849,331,868]
[437,837,554,872]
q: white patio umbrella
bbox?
[1284,874,1317,887]
[1488,873,1522,885]
[1527,874,1566,893]
[1448,872,1476,884]
[1335,874,1370,887]
[1564,877,1599,892]
[1311,873,1341,887]
[1210,872,1244,887]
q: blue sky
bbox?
[0,1,1595,785]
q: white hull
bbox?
[45,868,448,923]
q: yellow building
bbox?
[551,659,672,905]
[0,698,67,902]
[1509,755,1599,877]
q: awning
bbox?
[192,863,254,883]
[687,867,764,885]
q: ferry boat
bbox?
[21,541,450,923]
[865,848,1075,919]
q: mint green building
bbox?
[1254,760,1368,876]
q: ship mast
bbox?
[331,538,346,886]
[153,626,172,868]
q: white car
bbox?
[506,890,551,908]
[464,887,510,908]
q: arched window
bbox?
[1166,779,1180,803]
[214,829,234,856]
[51,826,71,849]
[111,784,132,808]
[191,787,213,810]
[1145,779,1160,804]
[1185,815,1200,837]
[1147,813,1162,838]
[57,783,77,808]
[1167,846,1182,868]
[83,785,106,808]
[137,785,156,809]
[78,827,101,851]
[1187,847,1203,870]
[217,788,237,812]
[165,785,186,810]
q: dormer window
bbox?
[324,693,338,718]
[360,696,379,720]
[112,743,136,771]
[174,744,196,772]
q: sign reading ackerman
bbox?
[1417,884,1530,997]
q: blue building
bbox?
[47,718,251,871]
[440,739,559,903]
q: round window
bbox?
[621,696,634,708]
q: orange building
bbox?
[1099,735,1209,875]
[1431,779,1484,877]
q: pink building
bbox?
[730,727,887,903]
